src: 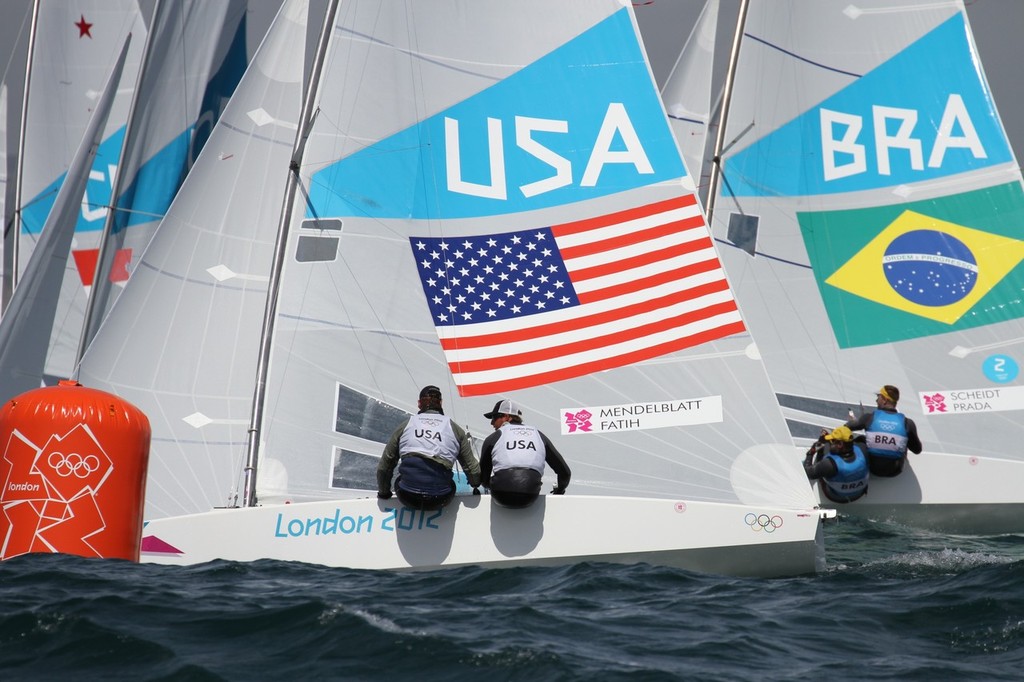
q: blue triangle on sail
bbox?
[725,13,1014,198]
[307,9,684,220]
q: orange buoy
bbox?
[0,380,150,561]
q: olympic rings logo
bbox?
[47,451,101,479]
[745,512,783,533]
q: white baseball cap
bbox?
[483,399,523,420]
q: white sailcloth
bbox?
[80,0,320,520]
[13,0,148,382]
[662,0,719,197]
[81,0,824,576]
[709,0,1024,532]
[0,36,131,399]
[1,1,35,312]
[0,82,6,296]
[81,0,252,352]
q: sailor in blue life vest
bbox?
[479,399,571,509]
[377,385,481,510]
[803,425,869,504]
[843,385,923,478]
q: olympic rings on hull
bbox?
[744,512,783,533]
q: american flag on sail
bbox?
[410,194,744,396]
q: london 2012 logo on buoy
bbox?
[0,424,113,559]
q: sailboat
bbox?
[0,0,254,400]
[78,0,827,577]
[704,0,1024,533]
[7,0,149,380]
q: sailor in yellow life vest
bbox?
[804,425,869,503]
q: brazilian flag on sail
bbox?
[800,182,1024,348]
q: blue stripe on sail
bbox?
[22,127,126,235]
[725,13,1013,198]
[307,8,684,220]
[22,126,196,236]
[112,127,194,233]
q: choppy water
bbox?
[2,516,1024,681]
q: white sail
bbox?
[12,0,148,381]
[662,0,719,196]
[709,0,1024,533]
[0,36,131,399]
[1,1,35,312]
[80,0,322,521]
[80,0,825,576]
[0,82,6,293]
[80,0,252,353]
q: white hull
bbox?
[814,452,1024,534]
[141,494,825,578]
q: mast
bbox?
[4,0,40,310]
[76,0,163,366]
[242,0,340,508]
[705,0,749,226]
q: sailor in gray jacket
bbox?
[479,399,571,508]
[377,385,481,510]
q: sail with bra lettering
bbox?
[79,0,827,576]
[707,0,1024,532]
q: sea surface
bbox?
[2,516,1023,681]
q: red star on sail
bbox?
[75,14,93,38]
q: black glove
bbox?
[805,438,825,460]
[550,486,566,495]
[377,490,393,500]
[472,487,481,496]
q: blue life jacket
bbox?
[864,410,909,460]
[823,444,869,502]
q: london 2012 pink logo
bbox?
[563,409,593,433]
[922,393,948,413]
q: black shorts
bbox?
[489,468,543,509]
[395,485,455,511]
[867,455,905,478]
